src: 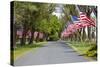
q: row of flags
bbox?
[61,6,96,38]
[17,30,44,39]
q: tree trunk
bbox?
[77,29,82,41]
[36,32,39,42]
[87,27,92,41]
[82,28,86,41]
[21,24,27,46]
[29,30,34,44]
[43,33,46,41]
[21,30,26,46]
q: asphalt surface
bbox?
[14,41,89,66]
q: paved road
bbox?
[14,41,89,66]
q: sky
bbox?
[52,4,64,19]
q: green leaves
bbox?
[51,15,62,32]
[14,1,64,42]
[36,15,62,41]
[63,5,78,22]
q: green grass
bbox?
[68,41,91,54]
[67,41,97,60]
[13,42,47,61]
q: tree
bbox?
[49,15,62,40]
[14,1,56,45]
[14,1,39,45]
[63,5,79,41]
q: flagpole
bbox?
[75,5,84,42]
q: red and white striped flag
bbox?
[79,12,96,27]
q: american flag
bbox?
[61,6,96,38]
[79,12,96,27]
[17,30,22,38]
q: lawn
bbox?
[13,42,47,60]
[67,41,97,60]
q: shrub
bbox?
[49,32,59,41]
[85,44,97,58]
